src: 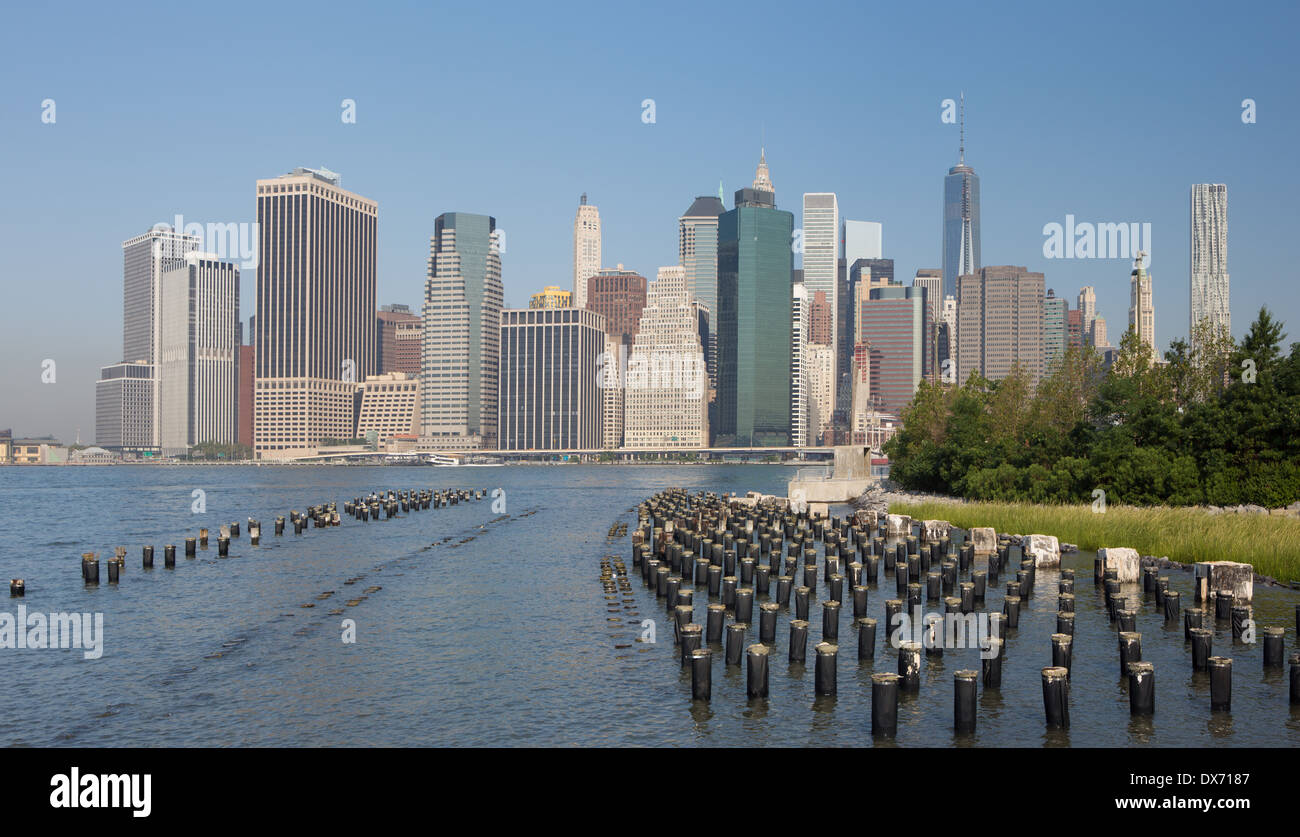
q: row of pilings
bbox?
[8,488,488,596]
[626,489,1300,739]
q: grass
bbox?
[888,500,1300,582]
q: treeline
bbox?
[885,307,1300,507]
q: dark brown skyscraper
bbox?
[377,304,421,375]
[585,266,647,343]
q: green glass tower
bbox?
[716,152,794,447]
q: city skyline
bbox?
[4,0,1296,442]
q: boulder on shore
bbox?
[886,513,911,537]
[970,527,996,556]
[1195,560,1254,603]
[1024,534,1061,567]
[1097,547,1140,583]
[922,519,951,542]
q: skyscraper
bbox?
[1091,316,1109,349]
[159,253,240,456]
[498,307,604,450]
[1190,184,1229,343]
[806,344,835,443]
[622,266,708,449]
[573,194,601,309]
[421,212,503,450]
[254,167,377,458]
[913,268,944,379]
[1077,286,1097,345]
[956,266,1045,386]
[585,266,647,344]
[95,361,154,452]
[679,195,725,392]
[716,153,794,447]
[942,95,980,301]
[803,193,840,374]
[120,225,200,450]
[791,279,810,447]
[857,286,926,415]
[1129,252,1156,361]
[377,303,422,375]
[1043,288,1068,375]
[1067,308,1083,350]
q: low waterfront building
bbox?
[95,361,156,454]
[354,372,421,442]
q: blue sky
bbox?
[2,0,1297,442]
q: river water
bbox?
[0,464,1296,747]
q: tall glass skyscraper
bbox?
[942,98,980,300]
[680,195,725,392]
[421,212,503,449]
[716,153,794,447]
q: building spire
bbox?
[752,148,773,193]
[959,91,965,165]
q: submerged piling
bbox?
[1041,666,1070,728]
[954,670,978,733]
[1191,628,1213,672]
[856,617,876,660]
[814,642,838,695]
[1263,627,1285,668]
[1128,661,1155,716]
[871,672,900,738]
[1209,656,1232,711]
[691,648,712,701]
[789,619,809,664]
[746,644,770,698]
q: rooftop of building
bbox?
[682,195,725,218]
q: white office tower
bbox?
[912,270,943,328]
[1190,184,1230,344]
[791,280,810,447]
[803,193,839,407]
[1077,286,1097,338]
[601,334,625,449]
[159,253,240,455]
[807,344,836,444]
[573,194,602,308]
[843,220,883,267]
[1091,315,1109,349]
[121,225,200,448]
[1129,252,1157,361]
[622,266,707,448]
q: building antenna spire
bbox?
[959,91,965,165]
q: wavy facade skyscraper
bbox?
[1190,184,1230,344]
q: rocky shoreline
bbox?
[850,485,1292,589]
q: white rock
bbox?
[1097,546,1140,583]
[1195,561,1254,603]
[970,527,997,555]
[1024,534,1061,567]
[886,514,911,537]
[923,519,951,542]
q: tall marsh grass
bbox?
[888,500,1300,582]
